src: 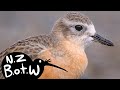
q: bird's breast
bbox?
[38,41,88,79]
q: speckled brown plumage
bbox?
[64,12,92,25]
[0,12,93,79]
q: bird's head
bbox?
[51,12,114,49]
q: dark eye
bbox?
[75,25,83,31]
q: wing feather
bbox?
[0,35,52,79]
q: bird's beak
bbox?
[91,33,114,46]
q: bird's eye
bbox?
[75,25,83,31]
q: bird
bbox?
[0,12,114,79]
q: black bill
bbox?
[91,34,114,46]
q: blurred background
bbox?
[0,11,119,79]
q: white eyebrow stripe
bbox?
[63,18,96,36]
[62,18,90,27]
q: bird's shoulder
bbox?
[0,34,52,61]
[0,34,53,79]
